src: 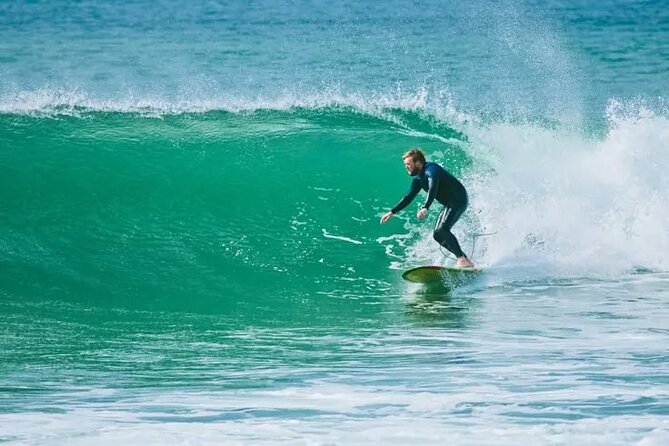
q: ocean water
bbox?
[2,1,669,444]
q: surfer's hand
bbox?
[417,208,428,220]
[380,211,394,224]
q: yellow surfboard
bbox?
[402,265,481,287]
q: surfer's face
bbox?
[403,157,422,176]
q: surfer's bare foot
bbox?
[455,257,475,269]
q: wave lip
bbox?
[0,86,463,117]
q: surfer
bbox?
[380,148,476,269]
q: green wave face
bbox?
[0,107,473,320]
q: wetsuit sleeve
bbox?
[390,178,421,214]
[422,171,439,210]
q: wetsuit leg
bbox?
[433,201,467,258]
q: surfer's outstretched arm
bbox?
[391,178,421,214]
[380,179,420,223]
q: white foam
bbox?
[464,100,669,276]
[2,385,667,446]
[321,229,364,245]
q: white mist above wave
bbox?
[464,99,669,277]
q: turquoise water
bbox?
[2,1,669,444]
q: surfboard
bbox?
[402,265,482,286]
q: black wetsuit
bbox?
[391,162,469,258]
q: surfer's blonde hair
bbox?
[402,148,426,164]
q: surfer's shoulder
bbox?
[424,162,443,176]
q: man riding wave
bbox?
[380,148,476,269]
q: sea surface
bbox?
[2,1,669,444]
